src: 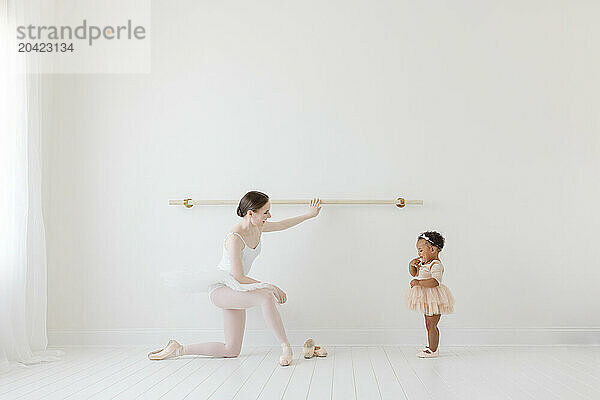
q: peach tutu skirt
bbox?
[405,284,455,316]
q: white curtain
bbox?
[0,0,64,374]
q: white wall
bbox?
[43,0,600,346]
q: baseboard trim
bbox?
[48,327,600,347]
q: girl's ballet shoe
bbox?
[417,347,438,358]
[148,339,183,360]
[302,339,315,359]
[313,346,328,357]
[279,343,293,366]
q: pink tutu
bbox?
[405,284,455,316]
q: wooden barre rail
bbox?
[169,197,423,208]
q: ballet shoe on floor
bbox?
[313,346,328,357]
[302,338,328,359]
[303,339,315,359]
[147,339,175,359]
[417,347,438,358]
[148,339,183,360]
[279,343,293,366]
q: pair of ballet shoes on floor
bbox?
[302,338,328,359]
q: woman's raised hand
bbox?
[307,198,322,218]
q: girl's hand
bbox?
[410,279,420,288]
[307,198,322,218]
[409,257,422,269]
[271,285,287,304]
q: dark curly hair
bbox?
[417,231,445,251]
[237,191,269,217]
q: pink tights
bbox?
[182,287,289,357]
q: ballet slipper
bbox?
[279,343,293,366]
[147,339,176,358]
[148,339,183,360]
[313,346,328,357]
[417,347,438,358]
[302,338,315,359]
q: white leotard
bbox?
[207,232,273,296]
[216,232,261,275]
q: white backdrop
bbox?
[42,0,600,346]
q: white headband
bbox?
[419,234,439,248]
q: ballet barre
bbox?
[169,197,423,208]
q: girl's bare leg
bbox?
[424,314,441,352]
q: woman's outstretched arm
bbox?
[262,198,321,232]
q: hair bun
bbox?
[237,191,269,218]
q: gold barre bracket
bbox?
[169,197,423,209]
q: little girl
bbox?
[406,231,455,358]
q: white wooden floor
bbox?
[1,346,599,399]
